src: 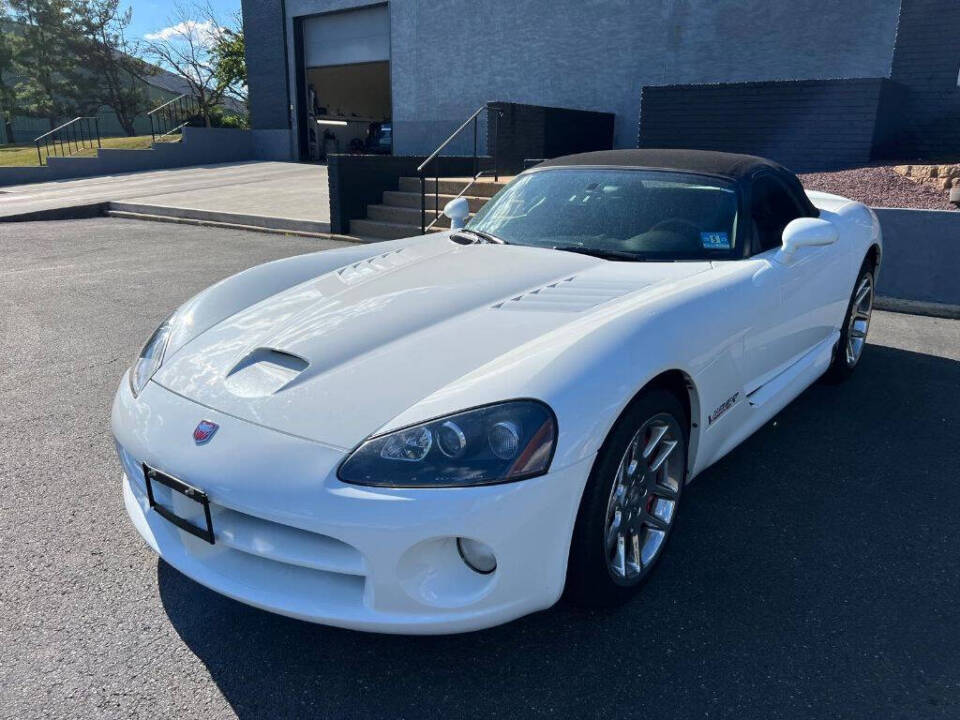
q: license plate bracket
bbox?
[143,464,215,544]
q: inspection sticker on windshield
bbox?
[701,231,730,249]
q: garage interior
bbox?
[301,4,392,160]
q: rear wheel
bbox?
[825,261,875,383]
[565,389,687,607]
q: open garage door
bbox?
[299,4,392,160]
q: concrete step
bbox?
[349,218,443,240]
[382,190,489,213]
[366,204,475,228]
[398,176,507,197]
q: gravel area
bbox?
[799,165,956,210]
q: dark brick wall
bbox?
[890,0,960,158]
[241,0,290,130]
[327,154,485,234]
[638,79,891,172]
[487,102,615,175]
[872,80,909,159]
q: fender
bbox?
[379,265,726,475]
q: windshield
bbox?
[467,168,739,261]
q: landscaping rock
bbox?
[800,165,955,210]
[892,163,960,191]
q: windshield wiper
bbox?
[451,228,506,245]
[552,244,641,262]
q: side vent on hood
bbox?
[337,249,410,285]
[224,348,309,398]
[492,276,646,313]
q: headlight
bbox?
[338,400,557,487]
[129,320,172,397]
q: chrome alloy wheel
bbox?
[845,274,874,367]
[603,413,684,584]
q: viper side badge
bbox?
[708,393,739,425]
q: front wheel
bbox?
[825,262,875,383]
[565,389,687,607]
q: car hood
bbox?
[154,237,711,449]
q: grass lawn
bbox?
[0,134,177,167]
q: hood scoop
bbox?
[224,348,309,398]
[492,275,649,313]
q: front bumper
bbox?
[112,375,593,634]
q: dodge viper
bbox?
[112,149,882,634]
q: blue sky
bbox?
[125,0,241,41]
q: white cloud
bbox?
[145,20,218,46]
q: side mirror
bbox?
[779,217,837,260]
[442,197,470,230]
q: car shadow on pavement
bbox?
[157,344,960,719]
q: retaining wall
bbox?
[874,208,960,309]
[0,128,256,187]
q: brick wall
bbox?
[890,0,960,158]
[638,79,891,172]
[327,154,484,234]
[486,102,615,175]
[241,0,290,131]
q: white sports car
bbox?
[112,149,881,634]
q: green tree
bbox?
[8,0,91,128]
[73,0,150,135]
[0,9,20,142]
[143,2,244,127]
[211,12,245,103]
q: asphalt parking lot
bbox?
[1,217,959,719]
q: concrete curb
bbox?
[105,209,371,244]
[0,198,370,243]
[107,201,332,235]
[0,202,109,222]
[875,295,960,320]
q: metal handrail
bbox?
[147,94,200,142]
[33,116,101,166]
[34,116,96,143]
[418,105,503,234]
[147,94,188,116]
[416,106,487,174]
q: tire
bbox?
[824,259,875,383]
[565,388,688,608]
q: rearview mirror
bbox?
[779,218,837,260]
[443,197,470,230]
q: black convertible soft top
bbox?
[536,149,818,217]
